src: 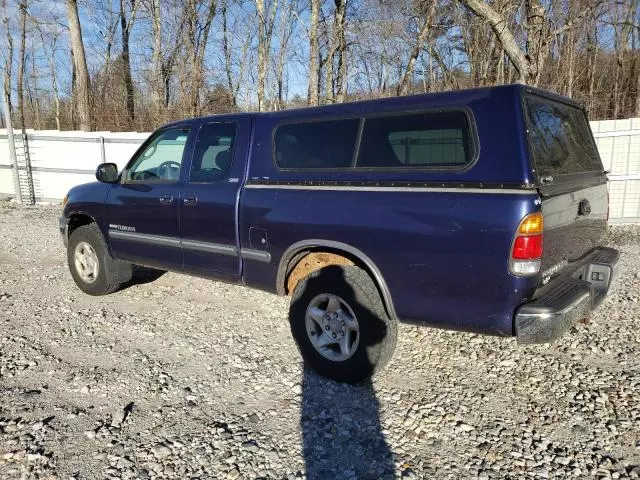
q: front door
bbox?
[180,119,251,279]
[106,125,193,271]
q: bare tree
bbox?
[334,0,347,102]
[255,0,278,111]
[274,0,298,109]
[17,0,27,129]
[119,0,139,126]
[222,0,253,109]
[3,0,639,131]
[457,0,530,83]
[308,0,320,104]
[182,0,217,117]
[67,0,92,131]
[397,0,437,95]
[37,24,62,130]
[1,0,13,115]
[324,0,348,103]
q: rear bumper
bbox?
[515,246,620,344]
[59,216,68,247]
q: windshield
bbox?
[525,95,603,179]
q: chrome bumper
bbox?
[515,247,620,344]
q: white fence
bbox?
[0,130,148,203]
[0,119,639,222]
[591,118,640,223]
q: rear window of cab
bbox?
[273,110,475,171]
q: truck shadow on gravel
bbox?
[298,269,395,480]
[301,370,395,480]
[119,266,166,290]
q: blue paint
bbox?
[62,84,608,338]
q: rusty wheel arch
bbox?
[277,240,398,320]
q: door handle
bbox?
[159,194,174,204]
[183,195,197,206]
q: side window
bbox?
[274,119,360,169]
[189,122,237,182]
[357,111,472,169]
[126,127,189,182]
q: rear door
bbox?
[524,92,608,283]
[180,118,252,279]
[106,126,192,271]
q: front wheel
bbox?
[289,265,397,383]
[67,224,124,296]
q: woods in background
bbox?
[1,0,639,132]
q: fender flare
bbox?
[277,239,398,320]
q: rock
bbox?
[151,444,171,459]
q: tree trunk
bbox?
[67,0,92,131]
[308,0,320,105]
[334,0,347,103]
[222,0,237,108]
[255,0,278,111]
[30,50,41,129]
[1,0,13,115]
[196,0,217,116]
[525,0,546,86]
[275,0,295,110]
[150,0,164,120]
[566,28,575,98]
[120,0,135,127]
[458,0,531,83]
[397,0,437,96]
[635,57,640,117]
[17,0,27,129]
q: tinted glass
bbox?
[525,96,603,177]
[274,119,360,169]
[190,122,236,182]
[127,127,189,182]
[357,112,472,168]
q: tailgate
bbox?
[524,92,609,285]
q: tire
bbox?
[67,223,123,296]
[289,265,397,383]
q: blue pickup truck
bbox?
[59,85,619,383]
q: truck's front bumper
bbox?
[58,216,68,247]
[515,247,620,344]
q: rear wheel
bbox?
[67,224,123,296]
[289,265,397,383]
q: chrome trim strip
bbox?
[181,239,237,256]
[243,184,535,195]
[109,229,181,247]
[241,248,271,263]
[108,229,243,257]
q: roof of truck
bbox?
[163,84,582,129]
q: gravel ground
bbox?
[0,202,639,480]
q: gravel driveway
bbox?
[0,202,639,480]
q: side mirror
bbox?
[96,163,119,183]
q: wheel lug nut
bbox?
[325,325,330,331]
[334,313,338,318]
[325,315,331,321]
[332,333,337,339]
[340,320,345,326]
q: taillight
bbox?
[510,212,543,276]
